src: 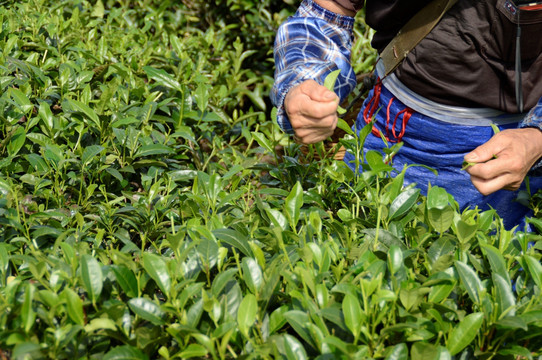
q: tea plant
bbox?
[1,0,542,359]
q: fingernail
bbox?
[324,91,335,100]
[465,152,477,161]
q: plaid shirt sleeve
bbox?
[519,98,542,174]
[270,0,358,132]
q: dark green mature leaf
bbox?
[104,345,149,360]
[493,273,516,317]
[112,266,138,298]
[142,253,171,296]
[81,254,103,303]
[482,244,510,284]
[211,268,238,297]
[134,144,174,158]
[387,245,403,275]
[82,145,104,166]
[213,228,253,257]
[143,66,182,91]
[389,187,419,221]
[524,254,542,289]
[285,182,303,230]
[283,311,316,350]
[498,345,533,360]
[63,98,100,127]
[128,298,165,325]
[242,257,263,295]
[7,126,26,157]
[455,261,482,304]
[9,88,33,114]
[447,312,484,355]
[385,343,408,360]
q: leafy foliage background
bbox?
[1,0,542,359]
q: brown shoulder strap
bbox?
[379,0,458,77]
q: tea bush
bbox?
[1,0,542,359]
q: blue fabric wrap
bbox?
[344,84,542,230]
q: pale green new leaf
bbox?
[237,294,257,338]
[342,293,363,339]
[81,254,103,303]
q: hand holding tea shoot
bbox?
[324,70,347,115]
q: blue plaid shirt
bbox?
[271,0,542,140]
[271,0,357,132]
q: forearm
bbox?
[314,0,357,16]
[271,0,357,131]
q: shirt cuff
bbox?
[271,0,357,132]
[519,98,542,175]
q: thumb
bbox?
[302,80,337,102]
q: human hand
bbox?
[284,80,340,144]
[464,128,542,195]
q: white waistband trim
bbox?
[377,60,525,126]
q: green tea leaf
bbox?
[142,253,171,297]
[389,187,420,221]
[213,228,253,257]
[482,244,510,284]
[112,266,138,298]
[493,273,516,317]
[251,132,274,153]
[447,312,484,355]
[81,254,103,303]
[178,344,208,359]
[21,283,36,333]
[237,294,257,338]
[524,254,542,289]
[387,245,403,275]
[63,99,100,127]
[342,293,362,339]
[134,144,174,158]
[143,66,182,92]
[128,298,165,325]
[427,186,449,210]
[242,257,263,295]
[7,126,26,157]
[385,343,408,360]
[455,261,482,304]
[9,88,33,114]
[82,145,104,167]
[324,69,341,91]
[285,181,303,230]
[62,288,85,326]
[104,345,149,360]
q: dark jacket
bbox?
[335,0,542,112]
